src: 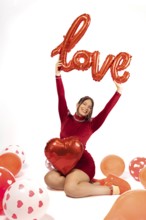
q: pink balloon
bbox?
[3,179,49,220]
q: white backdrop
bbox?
[0,0,146,219]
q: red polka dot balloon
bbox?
[3,179,49,220]
[129,157,146,181]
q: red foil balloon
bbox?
[100,154,125,177]
[44,137,84,175]
[0,152,22,176]
[51,13,132,82]
[129,157,146,181]
[91,51,115,81]
[111,52,132,83]
[0,167,15,211]
[104,190,146,220]
[51,13,91,72]
[72,50,91,71]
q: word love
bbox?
[51,14,132,83]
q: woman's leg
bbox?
[44,169,131,197]
[44,169,65,190]
[64,169,112,198]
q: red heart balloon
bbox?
[44,137,84,175]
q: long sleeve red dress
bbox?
[56,75,121,180]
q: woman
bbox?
[44,60,131,198]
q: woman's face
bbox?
[77,99,93,117]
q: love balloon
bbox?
[51,13,132,83]
[44,137,84,175]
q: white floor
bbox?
[0,145,144,220]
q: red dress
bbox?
[56,76,121,180]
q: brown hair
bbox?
[77,96,94,120]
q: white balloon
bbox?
[1,144,25,164]
[3,179,49,220]
[45,159,54,171]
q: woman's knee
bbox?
[44,171,53,185]
[64,182,78,198]
[64,169,90,197]
[44,170,65,189]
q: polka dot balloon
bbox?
[2,145,25,164]
[129,157,146,181]
[3,179,49,220]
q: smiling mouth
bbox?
[81,110,88,114]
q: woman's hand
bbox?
[114,80,123,94]
[55,60,62,76]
